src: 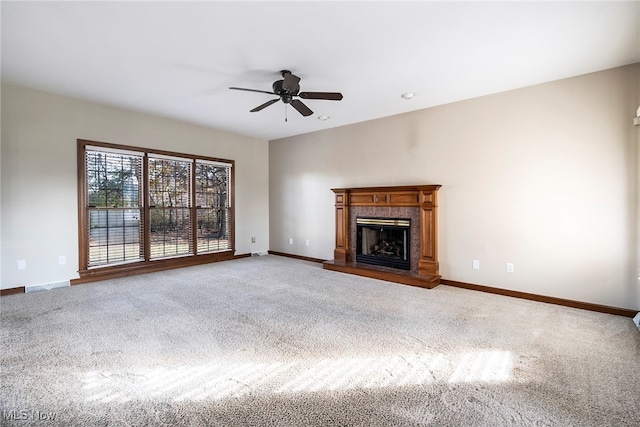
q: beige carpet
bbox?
[1,255,639,426]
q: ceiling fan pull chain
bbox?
[285,104,288,122]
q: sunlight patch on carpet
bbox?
[448,350,512,383]
[81,350,513,403]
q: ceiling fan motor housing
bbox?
[272,80,299,101]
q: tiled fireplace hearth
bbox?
[323,185,442,289]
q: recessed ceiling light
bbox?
[401,92,415,100]
[318,115,330,121]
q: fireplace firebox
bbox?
[356,217,410,270]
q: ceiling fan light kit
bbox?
[229,70,343,118]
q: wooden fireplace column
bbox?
[325,185,442,289]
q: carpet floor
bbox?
[1,255,639,426]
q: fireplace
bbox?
[356,217,410,270]
[323,185,442,289]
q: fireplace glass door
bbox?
[356,217,410,270]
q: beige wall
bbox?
[1,84,270,290]
[636,65,640,311]
[270,64,640,310]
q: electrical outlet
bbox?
[58,256,66,265]
[506,263,515,273]
[305,240,310,246]
[472,259,480,270]
[251,237,256,243]
[17,259,26,270]
[288,238,293,245]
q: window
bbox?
[195,160,232,253]
[85,147,144,267]
[148,155,193,259]
[78,140,234,280]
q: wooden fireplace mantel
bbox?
[323,185,442,289]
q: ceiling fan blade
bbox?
[282,72,301,93]
[290,99,313,117]
[229,87,276,96]
[299,91,343,101]
[250,98,280,112]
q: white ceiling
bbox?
[2,1,639,141]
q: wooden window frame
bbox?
[75,139,236,284]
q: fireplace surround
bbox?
[323,185,441,289]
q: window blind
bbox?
[85,149,144,267]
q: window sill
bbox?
[72,251,245,285]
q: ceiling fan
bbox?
[229,70,343,117]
